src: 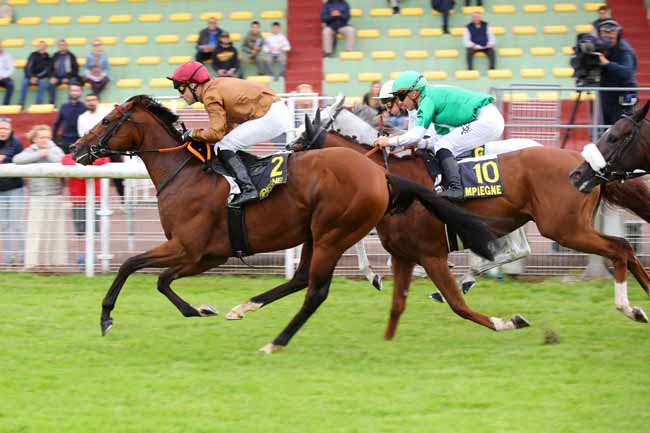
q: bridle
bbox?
[594,115,648,182]
[84,103,145,160]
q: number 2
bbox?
[270,156,284,177]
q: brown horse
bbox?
[69,95,500,353]
[230,111,650,339]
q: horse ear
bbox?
[315,108,321,129]
[304,113,313,139]
[634,100,650,122]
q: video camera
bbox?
[570,33,611,87]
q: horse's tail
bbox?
[601,178,650,223]
[386,174,497,261]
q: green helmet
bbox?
[392,70,427,93]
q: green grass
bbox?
[1,273,649,433]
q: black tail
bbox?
[386,174,497,261]
[601,178,650,224]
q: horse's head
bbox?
[71,95,180,165]
[570,101,650,193]
[288,108,330,152]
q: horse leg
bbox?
[355,240,383,291]
[226,241,313,320]
[384,256,414,340]
[420,256,530,331]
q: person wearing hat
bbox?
[167,61,293,205]
[594,19,638,127]
[372,71,504,201]
[212,32,239,78]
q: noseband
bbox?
[85,104,145,159]
[597,115,647,182]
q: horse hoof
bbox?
[225,308,244,320]
[258,343,283,354]
[100,318,113,336]
[195,304,219,317]
[428,292,445,303]
[372,275,382,291]
[461,279,476,295]
[632,307,649,323]
[512,314,531,329]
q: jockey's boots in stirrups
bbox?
[436,148,464,202]
[220,149,259,207]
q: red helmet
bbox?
[166,61,211,89]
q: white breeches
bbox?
[434,104,505,155]
[217,101,293,152]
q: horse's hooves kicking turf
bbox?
[632,307,649,323]
[512,314,531,328]
[100,318,113,336]
[195,304,219,317]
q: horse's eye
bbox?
[101,118,110,126]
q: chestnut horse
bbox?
[70,95,501,353]
[231,111,650,340]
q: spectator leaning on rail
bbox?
[464,11,496,70]
[52,83,86,154]
[0,40,15,105]
[167,61,293,206]
[263,22,291,81]
[196,16,223,63]
[0,117,25,265]
[594,19,638,127]
[13,125,66,270]
[48,39,81,106]
[18,40,50,107]
[321,0,355,57]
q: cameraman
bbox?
[595,19,638,126]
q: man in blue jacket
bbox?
[594,19,638,126]
[52,83,86,154]
[321,0,355,57]
[0,117,25,265]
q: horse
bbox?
[570,102,650,320]
[69,95,501,353]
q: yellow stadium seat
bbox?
[124,36,148,45]
[462,6,484,14]
[340,51,363,60]
[575,24,593,33]
[128,0,146,2]
[357,29,380,38]
[492,5,515,14]
[13,59,26,68]
[450,27,465,36]
[168,56,191,64]
[432,8,455,16]
[2,39,25,48]
[199,12,224,21]
[434,49,459,59]
[0,18,9,26]
[78,16,101,24]
[37,0,58,4]
[17,17,41,25]
[109,15,132,24]
[520,69,545,78]
[401,8,424,16]
[491,26,506,36]
[571,92,595,101]
[116,79,143,89]
[137,56,161,65]
[513,26,536,35]
[149,78,172,88]
[536,92,560,101]
[261,11,283,19]
[109,57,130,66]
[372,51,396,60]
[488,69,513,79]
[553,67,574,78]
[47,16,71,25]
[544,26,567,35]
[358,73,382,82]
[404,50,428,59]
[77,58,86,67]
[554,3,577,12]
[350,9,362,17]
[32,38,55,47]
[455,70,480,80]
[370,8,392,17]
[98,36,118,45]
[388,28,412,38]
[562,46,574,55]
[27,104,55,114]
[523,4,546,13]
[246,75,273,84]
[419,28,442,37]
[190,102,205,110]
[499,48,523,57]
[530,47,555,56]
[502,93,529,103]
[424,71,448,80]
[584,3,606,12]
[97,0,117,3]
[169,13,192,22]
[67,0,89,3]
[139,14,162,23]
[325,73,350,83]
[186,34,199,43]
[156,35,180,44]
[8,0,28,4]
[66,37,87,46]
[0,105,22,114]
[230,11,253,20]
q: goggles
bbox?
[172,80,188,94]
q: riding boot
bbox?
[436,148,464,202]
[220,149,259,207]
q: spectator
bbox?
[212,32,239,77]
[465,0,482,5]
[13,125,66,270]
[0,39,14,105]
[263,22,291,81]
[0,1,12,22]
[321,0,355,57]
[18,40,50,107]
[48,39,81,105]
[0,117,25,265]
[52,83,86,154]
[196,17,223,63]
[363,81,383,112]
[464,11,496,70]
[431,0,455,34]
[592,5,611,35]
[240,20,265,77]
[84,39,110,97]
[388,0,402,15]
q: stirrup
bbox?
[229,187,258,207]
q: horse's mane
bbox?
[127,95,182,139]
[328,130,421,161]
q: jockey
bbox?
[372,70,504,201]
[167,61,293,206]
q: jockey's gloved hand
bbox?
[180,129,194,143]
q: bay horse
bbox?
[230,110,650,340]
[70,95,501,353]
